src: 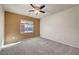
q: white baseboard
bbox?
[2,41,22,49]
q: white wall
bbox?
[40,6,79,48]
[0,5,4,49]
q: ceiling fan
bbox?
[29,4,45,15]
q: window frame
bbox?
[20,20,34,34]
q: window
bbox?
[20,20,34,33]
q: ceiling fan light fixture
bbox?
[34,10,40,15]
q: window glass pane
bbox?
[27,24,33,32]
[24,23,28,33]
[20,20,34,33]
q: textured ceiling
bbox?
[3,4,78,19]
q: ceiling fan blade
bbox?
[30,4,35,8]
[40,11,45,13]
[29,10,34,12]
[40,5,45,9]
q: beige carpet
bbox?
[0,37,79,55]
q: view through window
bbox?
[20,20,34,33]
